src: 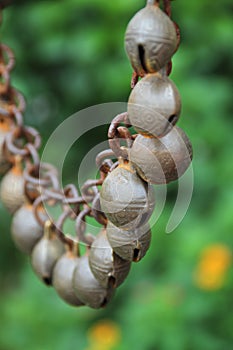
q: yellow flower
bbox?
[87,319,121,350]
[194,244,231,290]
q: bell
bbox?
[106,221,151,262]
[0,114,13,174]
[129,126,193,184]
[52,243,84,307]
[88,229,131,288]
[0,157,25,213]
[125,1,177,75]
[128,73,181,137]
[11,202,46,254]
[100,160,155,230]
[31,221,65,286]
[72,254,114,309]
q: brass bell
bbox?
[31,221,65,285]
[106,221,151,262]
[128,73,181,137]
[129,126,193,184]
[0,156,26,213]
[52,243,84,307]
[11,202,46,254]
[88,229,131,288]
[125,0,177,75]
[100,160,155,230]
[72,254,114,309]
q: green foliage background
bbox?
[0,0,233,349]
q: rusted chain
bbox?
[55,209,75,250]
[108,112,131,138]
[163,0,171,18]
[95,149,115,169]
[0,4,135,249]
[9,88,26,112]
[5,125,41,157]
[75,206,94,246]
[0,44,15,71]
[108,113,134,159]
[33,195,50,227]
[0,64,9,94]
[131,71,139,89]
[0,0,180,248]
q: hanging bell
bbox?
[0,156,26,213]
[128,72,181,137]
[88,229,131,288]
[72,254,114,309]
[125,0,178,75]
[106,221,151,262]
[31,221,65,286]
[11,202,46,254]
[0,114,12,174]
[129,126,193,184]
[52,243,84,307]
[100,160,155,230]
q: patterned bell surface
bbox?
[100,161,154,230]
[129,126,193,184]
[125,0,177,75]
[88,229,131,288]
[106,221,152,262]
[128,73,181,138]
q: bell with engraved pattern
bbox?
[125,0,177,75]
[88,229,131,288]
[128,72,181,137]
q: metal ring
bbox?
[108,137,129,159]
[0,44,15,71]
[75,206,93,246]
[9,88,26,112]
[32,195,50,227]
[5,125,41,157]
[0,64,9,94]
[108,112,130,139]
[96,149,115,169]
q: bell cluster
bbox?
[0,0,193,309]
[99,0,193,302]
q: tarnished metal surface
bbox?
[100,162,153,230]
[0,0,191,309]
[128,73,181,137]
[52,247,84,306]
[89,229,131,288]
[129,126,193,184]
[125,2,177,75]
[73,254,114,309]
[107,221,152,262]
